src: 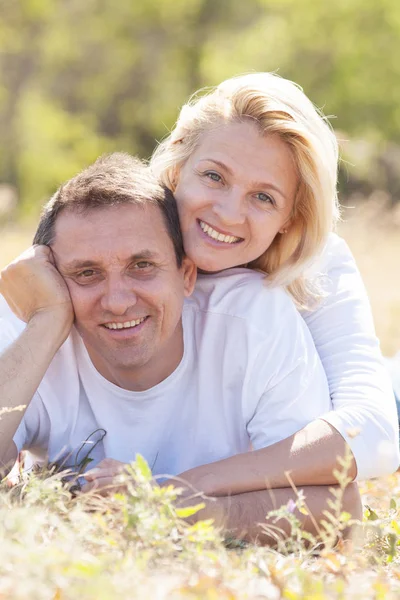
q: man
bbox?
[0,153,361,542]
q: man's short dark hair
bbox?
[33,152,185,267]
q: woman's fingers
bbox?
[84,459,125,481]
[81,475,126,494]
[81,476,113,494]
[82,459,127,494]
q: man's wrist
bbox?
[28,309,73,349]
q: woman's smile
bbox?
[197,219,244,246]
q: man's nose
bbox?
[212,187,246,226]
[100,278,138,316]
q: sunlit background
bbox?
[1,0,399,354]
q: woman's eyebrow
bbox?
[250,179,288,201]
[196,158,233,174]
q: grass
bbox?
[1,455,400,600]
[1,198,400,598]
[1,454,400,600]
[339,196,400,356]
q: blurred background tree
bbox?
[1,0,400,213]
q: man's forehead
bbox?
[51,203,173,264]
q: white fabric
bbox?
[0,269,332,477]
[301,233,400,479]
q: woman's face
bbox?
[174,121,299,272]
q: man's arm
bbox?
[0,245,73,466]
[80,460,362,546]
[186,481,362,545]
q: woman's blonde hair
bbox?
[150,72,340,308]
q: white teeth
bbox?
[199,220,241,244]
[104,317,146,330]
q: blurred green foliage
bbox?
[1,0,400,212]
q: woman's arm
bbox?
[177,234,399,497]
[302,233,399,480]
[176,420,353,497]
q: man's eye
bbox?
[205,171,222,183]
[78,269,95,278]
[135,261,152,269]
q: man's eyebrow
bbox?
[198,158,288,201]
[61,251,161,270]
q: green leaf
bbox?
[365,505,379,521]
[176,502,205,518]
[390,498,397,510]
[134,454,152,480]
[339,511,352,523]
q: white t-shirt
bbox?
[301,233,399,479]
[0,269,331,478]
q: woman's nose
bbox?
[212,188,246,226]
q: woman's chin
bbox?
[186,240,251,273]
[195,257,244,274]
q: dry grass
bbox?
[0,456,399,600]
[0,222,35,268]
[339,197,400,356]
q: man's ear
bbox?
[181,256,197,297]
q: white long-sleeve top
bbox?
[301,233,399,480]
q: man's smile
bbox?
[99,316,150,340]
[103,317,147,330]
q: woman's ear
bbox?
[279,218,293,235]
[181,257,197,297]
[169,165,181,193]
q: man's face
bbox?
[52,203,195,390]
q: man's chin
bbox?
[80,331,149,369]
[88,347,150,382]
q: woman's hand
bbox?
[81,458,127,494]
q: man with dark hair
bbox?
[0,153,361,542]
[33,153,185,265]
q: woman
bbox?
[150,72,399,496]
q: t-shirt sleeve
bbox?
[246,297,332,450]
[13,397,50,454]
[0,308,48,454]
[301,234,400,479]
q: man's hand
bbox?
[0,245,75,465]
[0,245,74,333]
[81,458,127,494]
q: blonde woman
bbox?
[151,73,399,497]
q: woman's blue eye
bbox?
[256,192,274,204]
[205,172,222,182]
